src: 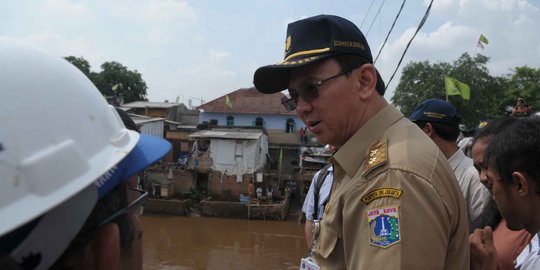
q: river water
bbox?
[141,215,306,270]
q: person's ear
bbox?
[512,171,529,196]
[356,64,377,100]
[423,123,435,137]
[91,223,121,270]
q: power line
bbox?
[359,0,375,30]
[374,0,407,64]
[365,0,387,37]
[384,0,434,92]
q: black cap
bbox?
[254,15,381,94]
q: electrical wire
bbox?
[384,0,434,92]
[374,0,407,64]
[359,0,375,30]
[365,0,387,37]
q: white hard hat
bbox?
[0,37,170,268]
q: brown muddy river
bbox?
[141,215,306,270]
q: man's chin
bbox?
[505,221,525,231]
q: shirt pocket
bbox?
[317,228,339,259]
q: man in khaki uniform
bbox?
[253,15,469,269]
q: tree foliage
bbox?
[503,66,540,111]
[64,57,148,103]
[392,53,507,129]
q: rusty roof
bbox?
[198,87,295,115]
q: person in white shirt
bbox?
[410,98,492,232]
[302,165,333,248]
[470,117,540,270]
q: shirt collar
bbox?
[448,149,465,171]
[333,104,404,177]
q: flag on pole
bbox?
[445,76,471,100]
[225,95,233,109]
[479,34,489,45]
[477,34,489,49]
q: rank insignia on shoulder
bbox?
[361,188,402,204]
[367,206,401,248]
[361,139,388,177]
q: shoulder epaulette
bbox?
[361,139,388,177]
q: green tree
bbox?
[64,56,148,103]
[392,53,506,129]
[64,56,91,77]
[94,61,148,103]
[503,66,540,111]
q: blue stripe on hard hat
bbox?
[95,134,171,198]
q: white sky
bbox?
[2,0,539,107]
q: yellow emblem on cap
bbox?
[285,36,292,54]
[478,121,488,129]
[361,188,402,204]
[362,139,388,177]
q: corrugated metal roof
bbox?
[189,130,263,140]
[123,101,182,109]
[198,87,295,115]
[128,114,166,125]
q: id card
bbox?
[299,257,320,270]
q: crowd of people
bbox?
[1,13,539,270]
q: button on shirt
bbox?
[313,105,470,269]
[448,149,491,232]
[302,166,334,221]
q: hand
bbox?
[470,226,498,270]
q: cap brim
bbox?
[96,134,171,198]
[254,54,331,94]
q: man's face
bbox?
[288,59,365,147]
[122,176,144,270]
[471,139,490,189]
[121,214,144,270]
[485,165,524,231]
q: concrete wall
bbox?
[200,199,289,220]
[207,172,251,199]
[173,170,196,192]
[145,198,189,216]
[200,200,248,218]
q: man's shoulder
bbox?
[385,119,444,172]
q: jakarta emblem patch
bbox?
[367,206,401,248]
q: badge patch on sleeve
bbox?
[367,206,400,248]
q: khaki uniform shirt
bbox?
[313,105,469,269]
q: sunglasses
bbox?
[74,187,147,249]
[281,68,356,111]
[96,187,148,228]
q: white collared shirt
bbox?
[302,166,333,221]
[515,232,540,269]
[448,149,491,232]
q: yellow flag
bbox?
[225,95,233,109]
[445,76,470,100]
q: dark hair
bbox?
[472,117,519,147]
[414,121,460,141]
[484,117,540,195]
[50,183,135,269]
[333,54,386,95]
[115,108,140,132]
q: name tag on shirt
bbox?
[299,257,320,270]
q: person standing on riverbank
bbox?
[253,14,469,269]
